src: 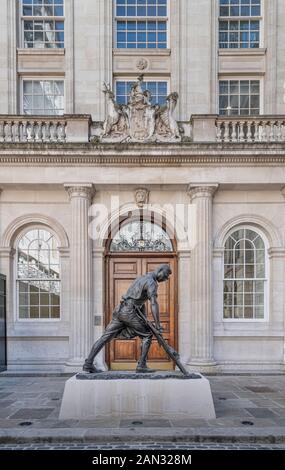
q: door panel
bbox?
[106,256,177,370]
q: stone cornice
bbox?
[1,143,285,166]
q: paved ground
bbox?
[1,443,285,450]
[1,374,285,446]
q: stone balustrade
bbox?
[191,115,285,143]
[0,115,91,143]
[1,114,285,144]
[216,117,285,143]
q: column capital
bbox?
[64,183,95,201]
[187,183,219,201]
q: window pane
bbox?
[219,80,260,115]
[23,80,64,115]
[244,307,253,319]
[223,228,265,320]
[22,3,65,48]
[17,229,60,319]
[255,306,264,319]
[224,265,234,278]
[116,80,168,106]
[110,220,173,252]
[116,13,167,49]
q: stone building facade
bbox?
[0,0,285,372]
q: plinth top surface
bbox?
[76,371,202,381]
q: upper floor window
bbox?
[220,0,261,17]
[223,227,266,320]
[219,0,261,49]
[23,79,64,115]
[22,0,64,49]
[116,80,168,105]
[115,0,168,49]
[219,79,260,115]
[17,229,60,320]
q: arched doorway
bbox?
[105,215,178,370]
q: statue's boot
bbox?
[83,324,120,373]
[136,336,155,373]
[136,365,156,373]
[82,362,103,374]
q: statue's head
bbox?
[154,264,172,283]
[167,92,179,103]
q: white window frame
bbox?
[218,0,264,49]
[114,77,170,105]
[20,0,65,49]
[21,77,65,115]
[218,76,264,116]
[113,0,170,50]
[222,225,269,323]
[14,225,62,322]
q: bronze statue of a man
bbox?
[83,264,172,373]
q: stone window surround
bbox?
[218,0,264,49]
[113,0,169,50]
[222,224,269,323]
[20,0,65,50]
[218,75,264,116]
[13,224,62,323]
[16,227,61,321]
[20,76,65,115]
[0,212,69,329]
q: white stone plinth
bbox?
[59,373,216,420]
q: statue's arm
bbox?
[150,296,162,330]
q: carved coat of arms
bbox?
[100,75,181,143]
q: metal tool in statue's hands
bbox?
[152,322,164,334]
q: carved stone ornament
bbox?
[134,187,150,208]
[136,58,148,71]
[100,75,181,143]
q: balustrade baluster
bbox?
[22,121,28,142]
[5,122,12,142]
[239,121,245,142]
[216,121,222,142]
[37,122,43,142]
[29,122,35,142]
[269,121,275,142]
[224,121,230,142]
[231,121,237,142]
[45,122,51,142]
[14,121,20,142]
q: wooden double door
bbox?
[106,255,177,370]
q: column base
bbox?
[64,359,84,373]
[187,359,218,374]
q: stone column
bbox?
[64,183,95,368]
[187,183,219,371]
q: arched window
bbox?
[110,220,173,252]
[17,229,60,319]
[223,227,266,320]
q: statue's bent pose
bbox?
[83,264,172,373]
